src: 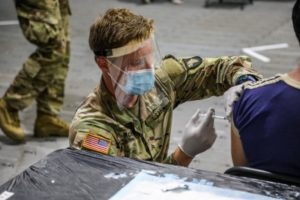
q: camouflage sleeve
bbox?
[15,0,70,23]
[69,119,121,156]
[161,55,262,105]
[15,0,71,47]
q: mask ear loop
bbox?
[115,70,125,91]
[107,72,127,94]
[106,60,129,91]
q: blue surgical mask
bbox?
[121,69,155,95]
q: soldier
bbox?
[69,8,262,166]
[0,0,71,142]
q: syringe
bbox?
[199,114,227,120]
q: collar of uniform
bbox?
[99,78,122,115]
[98,79,164,132]
[99,79,144,134]
[141,89,164,120]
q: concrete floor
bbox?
[0,0,298,185]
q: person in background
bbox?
[69,8,261,167]
[141,0,184,5]
[228,0,300,177]
[0,0,71,143]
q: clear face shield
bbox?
[104,35,165,110]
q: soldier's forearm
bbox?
[172,147,193,167]
[207,56,261,86]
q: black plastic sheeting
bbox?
[1,148,300,200]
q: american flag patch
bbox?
[82,133,111,154]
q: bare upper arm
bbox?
[231,122,248,166]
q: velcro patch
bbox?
[82,133,111,155]
[182,56,203,69]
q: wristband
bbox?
[235,75,257,85]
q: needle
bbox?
[199,114,227,120]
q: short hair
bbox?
[292,0,300,44]
[89,8,154,56]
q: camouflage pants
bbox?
[4,0,71,116]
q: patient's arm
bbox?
[231,124,248,166]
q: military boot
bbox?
[141,0,152,4]
[170,0,183,4]
[0,98,25,142]
[34,113,69,137]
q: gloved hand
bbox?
[224,84,245,121]
[178,108,217,158]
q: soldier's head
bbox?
[89,8,161,108]
[89,8,154,58]
[293,0,300,44]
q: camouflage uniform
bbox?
[69,55,262,165]
[4,0,71,115]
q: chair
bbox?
[224,166,300,186]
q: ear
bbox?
[95,56,108,72]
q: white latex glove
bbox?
[178,108,217,158]
[224,84,245,121]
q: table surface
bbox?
[1,0,299,187]
[0,148,299,200]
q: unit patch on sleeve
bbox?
[82,133,111,155]
[182,56,203,69]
